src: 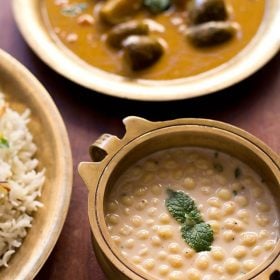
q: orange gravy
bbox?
[42,0,265,80]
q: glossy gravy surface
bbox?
[105,147,278,280]
[43,0,265,80]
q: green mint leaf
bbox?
[0,137,9,148]
[181,222,214,252]
[144,0,170,13]
[165,189,202,224]
[61,3,88,17]
[187,209,204,224]
[166,189,214,252]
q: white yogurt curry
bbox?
[105,147,279,280]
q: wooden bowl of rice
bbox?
[0,50,72,279]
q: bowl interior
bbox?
[101,125,280,279]
[12,0,280,100]
[106,128,280,202]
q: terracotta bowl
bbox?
[79,117,280,280]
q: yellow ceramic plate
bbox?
[0,49,72,280]
[13,0,280,101]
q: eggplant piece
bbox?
[144,0,171,13]
[188,0,228,25]
[99,0,143,25]
[186,21,237,47]
[106,20,149,49]
[122,35,164,71]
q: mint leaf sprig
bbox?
[165,189,214,252]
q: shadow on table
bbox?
[23,48,280,137]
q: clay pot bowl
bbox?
[79,117,280,279]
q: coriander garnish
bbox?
[0,136,9,148]
[234,167,242,179]
[61,3,88,17]
[165,189,214,252]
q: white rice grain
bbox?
[0,92,45,267]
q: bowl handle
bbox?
[78,134,122,191]
[89,133,121,162]
[88,117,155,162]
[78,117,153,191]
[78,162,99,191]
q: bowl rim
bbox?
[0,49,73,279]
[81,118,280,279]
[12,0,280,101]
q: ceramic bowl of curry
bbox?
[13,0,280,100]
[78,117,280,280]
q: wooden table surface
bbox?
[0,1,279,279]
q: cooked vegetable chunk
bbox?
[99,0,143,25]
[188,0,228,25]
[122,35,164,71]
[144,0,171,13]
[46,0,264,79]
[107,20,149,49]
[186,21,237,47]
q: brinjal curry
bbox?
[43,0,265,80]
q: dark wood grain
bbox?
[0,1,279,279]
